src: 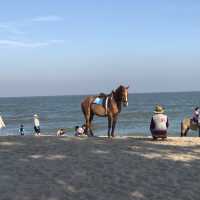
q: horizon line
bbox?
[0,90,200,98]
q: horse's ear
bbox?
[126,86,130,89]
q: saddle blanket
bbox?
[93,97,104,105]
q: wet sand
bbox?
[0,136,200,200]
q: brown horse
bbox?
[181,117,200,137]
[81,85,129,137]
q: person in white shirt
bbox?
[75,125,87,136]
[0,115,6,135]
[0,115,6,129]
[57,129,65,136]
[34,114,40,136]
[150,105,169,140]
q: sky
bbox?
[0,0,200,97]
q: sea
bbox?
[0,92,200,136]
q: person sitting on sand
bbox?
[150,105,169,140]
[57,128,65,136]
[75,125,85,136]
[33,114,41,136]
[19,124,24,136]
[192,107,200,124]
[81,124,87,135]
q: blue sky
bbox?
[0,0,200,97]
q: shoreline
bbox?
[0,134,199,138]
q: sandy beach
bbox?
[0,136,200,200]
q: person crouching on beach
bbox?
[75,125,86,136]
[150,105,169,140]
[57,128,65,136]
[34,114,41,136]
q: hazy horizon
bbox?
[0,1,200,97]
[0,89,200,98]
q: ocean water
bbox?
[0,92,200,136]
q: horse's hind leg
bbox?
[181,122,189,137]
[85,114,91,136]
[81,102,90,136]
[184,128,189,137]
[89,113,94,136]
[85,111,95,136]
[181,122,184,137]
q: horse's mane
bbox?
[113,85,124,101]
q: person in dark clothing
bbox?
[19,124,24,136]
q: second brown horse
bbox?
[81,85,129,138]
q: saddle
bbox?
[93,92,113,114]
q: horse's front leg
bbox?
[111,115,118,137]
[107,116,112,138]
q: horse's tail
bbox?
[81,96,93,117]
[181,118,190,137]
[81,100,86,117]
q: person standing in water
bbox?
[19,124,24,136]
[33,114,40,136]
[0,115,6,134]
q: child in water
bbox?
[19,124,24,136]
[33,114,40,136]
[75,125,86,136]
[57,128,65,136]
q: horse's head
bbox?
[116,85,129,107]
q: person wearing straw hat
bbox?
[33,114,40,136]
[150,105,169,140]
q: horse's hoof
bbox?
[152,137,157,141]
